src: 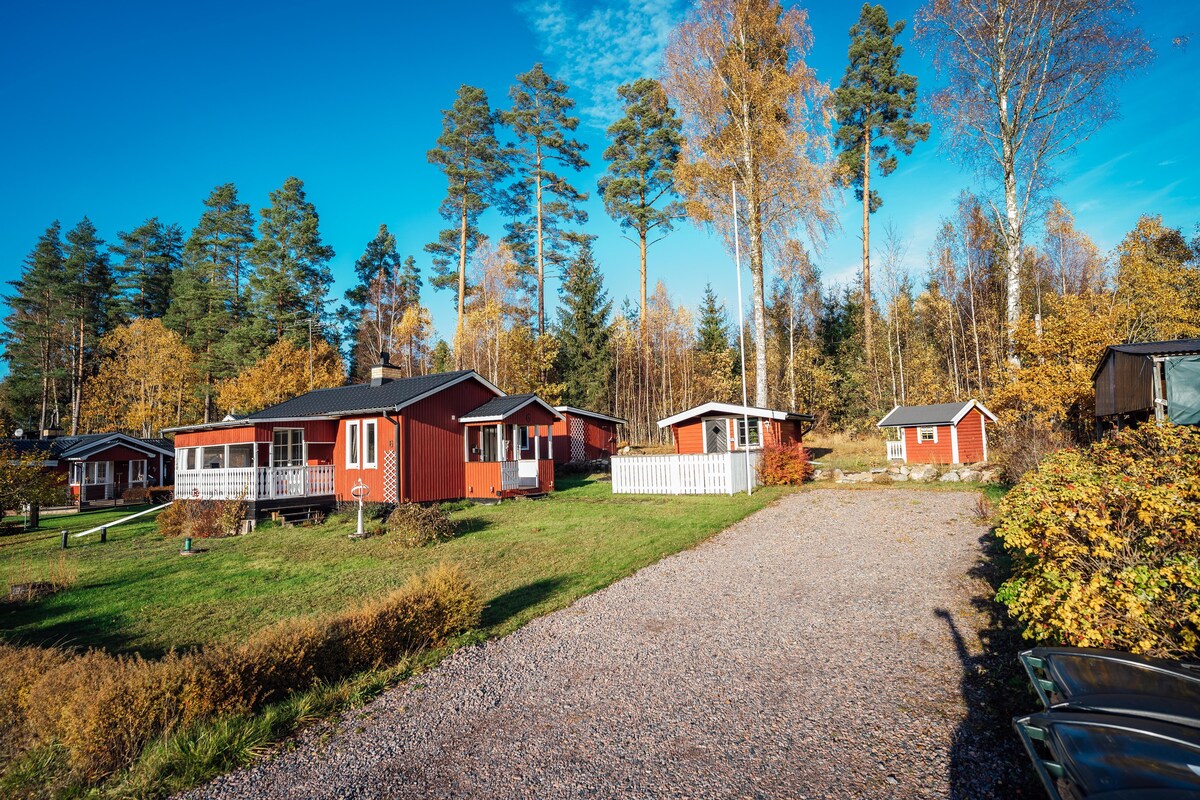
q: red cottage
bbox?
[658,403,813,454]
[3,432,175,507]
[877,400,997,465]
[167,357,561,519]
[550,406,627,464]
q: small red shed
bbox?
[657,403,813,454]
[877,400,997,465]
[551,406,626,464]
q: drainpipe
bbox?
[383,409,400,503]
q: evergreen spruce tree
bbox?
[696,283,732,355]
[248,176,335,343]
[166,183,256,421]
[112,217,182,320]
[502,64,589,335]
[833,3,929,365]
[62,218,116,433]
[430,339,452,373]
[426,85,511,341]
[598,78,685,327]
[343,226,423,380]
[2,222,68,429]
[555,239,612,410]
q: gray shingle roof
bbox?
[460,394,562,422]
[878,402,974,428]
[2,433,174,460]
[245,371,477,419]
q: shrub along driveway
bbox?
[186,489,1036,800]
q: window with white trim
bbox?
[917,426,937,443]
[84,461,111,485]
[519,426,530,450]
[364,420,377,468]
[347,421,360,467]
[736,418,762,448]
[228,444,254,468]
[129,459,147,484]
[202,446,226,469]
[184,447,197,471]
[273,428,304,467]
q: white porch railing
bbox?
[611,451,761,495]
[886,440,906,461]
[175,465,336,501]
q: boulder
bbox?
[812,469,826,481]
[899,465,910,476]
[891,472,909,482]
[958,469,980,483]
[870,467,886,474]
[833,468,845,483]
[939,471,961,482]
[979,469,999,484]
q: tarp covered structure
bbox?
[1165,356,1200,425]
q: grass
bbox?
[804,431,891,472]
[0,476,790,657]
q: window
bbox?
[129,460,147,484]
[519,426,530,450]
[184,448,197,471]
[273,429,304,467]
[202,446,225,469]
[736,418,762,448]
[917,426,937,443]
[364,421,377,468]
[84,462,110,485]
[228,444,254,468]
[347,421,360,467]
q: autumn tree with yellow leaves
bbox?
[217,337,344,416]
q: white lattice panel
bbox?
[383,450,398,503]
[570,417,586,461]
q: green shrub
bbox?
[1,563,482,781]
[756,443,814,486]
[387,503,456,547]
[994,424,1200,658]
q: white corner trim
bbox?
[951,424,960,464]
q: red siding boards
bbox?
[333,415,396,503]
[401,379,499,503]
[550,413,618,464]
[954,408,987,463]
[175,420,337,449]
[903,424,954,464]
[672,419,706,454]
[898,410,988,465]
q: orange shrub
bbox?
[756,443,814,486]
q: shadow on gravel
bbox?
[482,577,569,629]
[938,531,1042,800]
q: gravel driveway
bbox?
[185,489,1034,800]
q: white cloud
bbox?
[518,0,682,129]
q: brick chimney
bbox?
[370,351,403,386]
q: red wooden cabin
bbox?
[877,400,997,465]
[657,403,813,454]
[167,356,561,518]
[3,432,174,507]
[551,406,626,464]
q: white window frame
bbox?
[273,428,305,468]
[917,426,938,444]
[346,421,360,468]
[84,461,111,485]
[736,417,762,449]
[519,426,530,451]
[363,420,377,468]
[129,459,148,485]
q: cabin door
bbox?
[705,419,729,454]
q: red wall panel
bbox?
[903,424,955,464]
[402,379,499,502]
[672,419,705,454]
[955,409,987,463]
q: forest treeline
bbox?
[3,0,1198,446]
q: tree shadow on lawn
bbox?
[1,588,162,656]
[937,531,1042,799]
[481,577,570,630]
[806,446,834,461]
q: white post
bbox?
[496,423,502,462]
[548,424,554,460]
[732,182,752,496]
[535,425,542,461]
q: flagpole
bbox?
[732,182,752,496]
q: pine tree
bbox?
[502,64,589,336]
[598,78,685,327]
[556,239,613,410]
[2,222,68,430]
[344,226,423,380]
[696,283,731,354]
[166,183,256,421]
[248,176,335,343]
[430,339,452,373]
[112,217,182,320]
[833,3,929,368]
[426,85,511,341]
[694,283,738,404]
[62,218,116,434]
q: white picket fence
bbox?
[611,451,761,495]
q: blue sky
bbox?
[1,0,1197,349]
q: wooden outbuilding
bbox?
[168,355,562,518]
[551,406,626,464]
[657,403,813,455]
[877,400,996,465]
[1093,338,1200,435]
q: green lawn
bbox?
[1,476,791,657]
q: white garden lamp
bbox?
[350,479,370,538]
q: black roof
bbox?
[245,370,478,419]
[460,394,551,421]
[2,433,173,460]
[878,401,980,427]
[1092,338,1200,380]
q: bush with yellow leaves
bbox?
[995,424,1200,658]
